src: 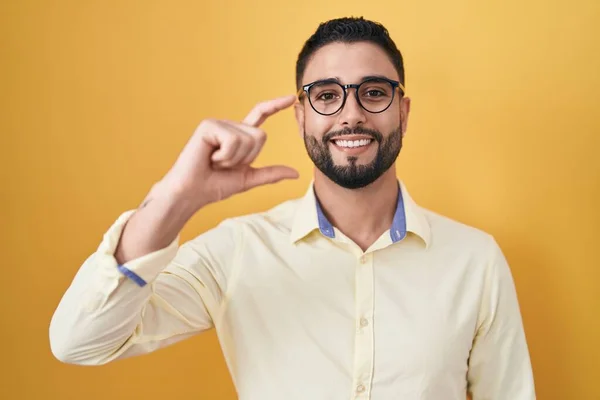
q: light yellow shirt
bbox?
[50,180,535,399]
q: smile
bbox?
[332,139,372,148]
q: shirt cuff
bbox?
[95,210,180,286]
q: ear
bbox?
[294,102,305,139]
[399,96,411,137]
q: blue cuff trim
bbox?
[117,264,147,287]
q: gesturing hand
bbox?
[157,95,300,211]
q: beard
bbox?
[303,124,403,189]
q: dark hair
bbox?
[295,17,405,90]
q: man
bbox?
[50,17,535,399]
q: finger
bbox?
[211,121,257,168]
[221,134,254,168]
[192,119,235,165]
[242,94,296,127]
[244,165,300,189]
[182,119,220,167]
[221,120,267,165]
[210,130,242,164]
[240,134,266,166]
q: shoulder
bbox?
[420,206,502,262]
[230,196,303,238]
[188,196,303,244]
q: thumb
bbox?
[244,165,300,189]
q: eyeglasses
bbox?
[297,76,405,116]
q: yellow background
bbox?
[1,0,598,399]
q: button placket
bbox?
[352,253,375,399]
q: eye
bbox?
[359,79,393,100]
[309,82,343,103]
[365,89,385,97]
[317,92,338,101]
[360,86,392,103]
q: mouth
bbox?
[329,135,375,155]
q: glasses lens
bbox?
[308,82,344,115]
[358,79,395,113]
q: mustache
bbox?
[322,126,383,144]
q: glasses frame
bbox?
[297,76,406,116]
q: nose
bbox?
[338,88,367,126]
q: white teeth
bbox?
[334,139,372,148]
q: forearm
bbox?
[49,209,185,365]
[49,257,154,365]
[114,183,200,265]
[48,197,221,365]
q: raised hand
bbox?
[157,94,299,211]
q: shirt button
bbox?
[356,384,366,393]
[359,255,367,264]
[360,317,369,327]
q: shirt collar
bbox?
[290,180,431,248]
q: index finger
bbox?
[242,94,297,127]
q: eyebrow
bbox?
[314,74,393,84]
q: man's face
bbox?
[295,42,410,189]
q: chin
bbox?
[336,156,373,167]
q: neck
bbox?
[313,167,399,251]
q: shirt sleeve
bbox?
[49,209,240,366]
[466,239,536,399]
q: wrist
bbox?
[150,180,208,221]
